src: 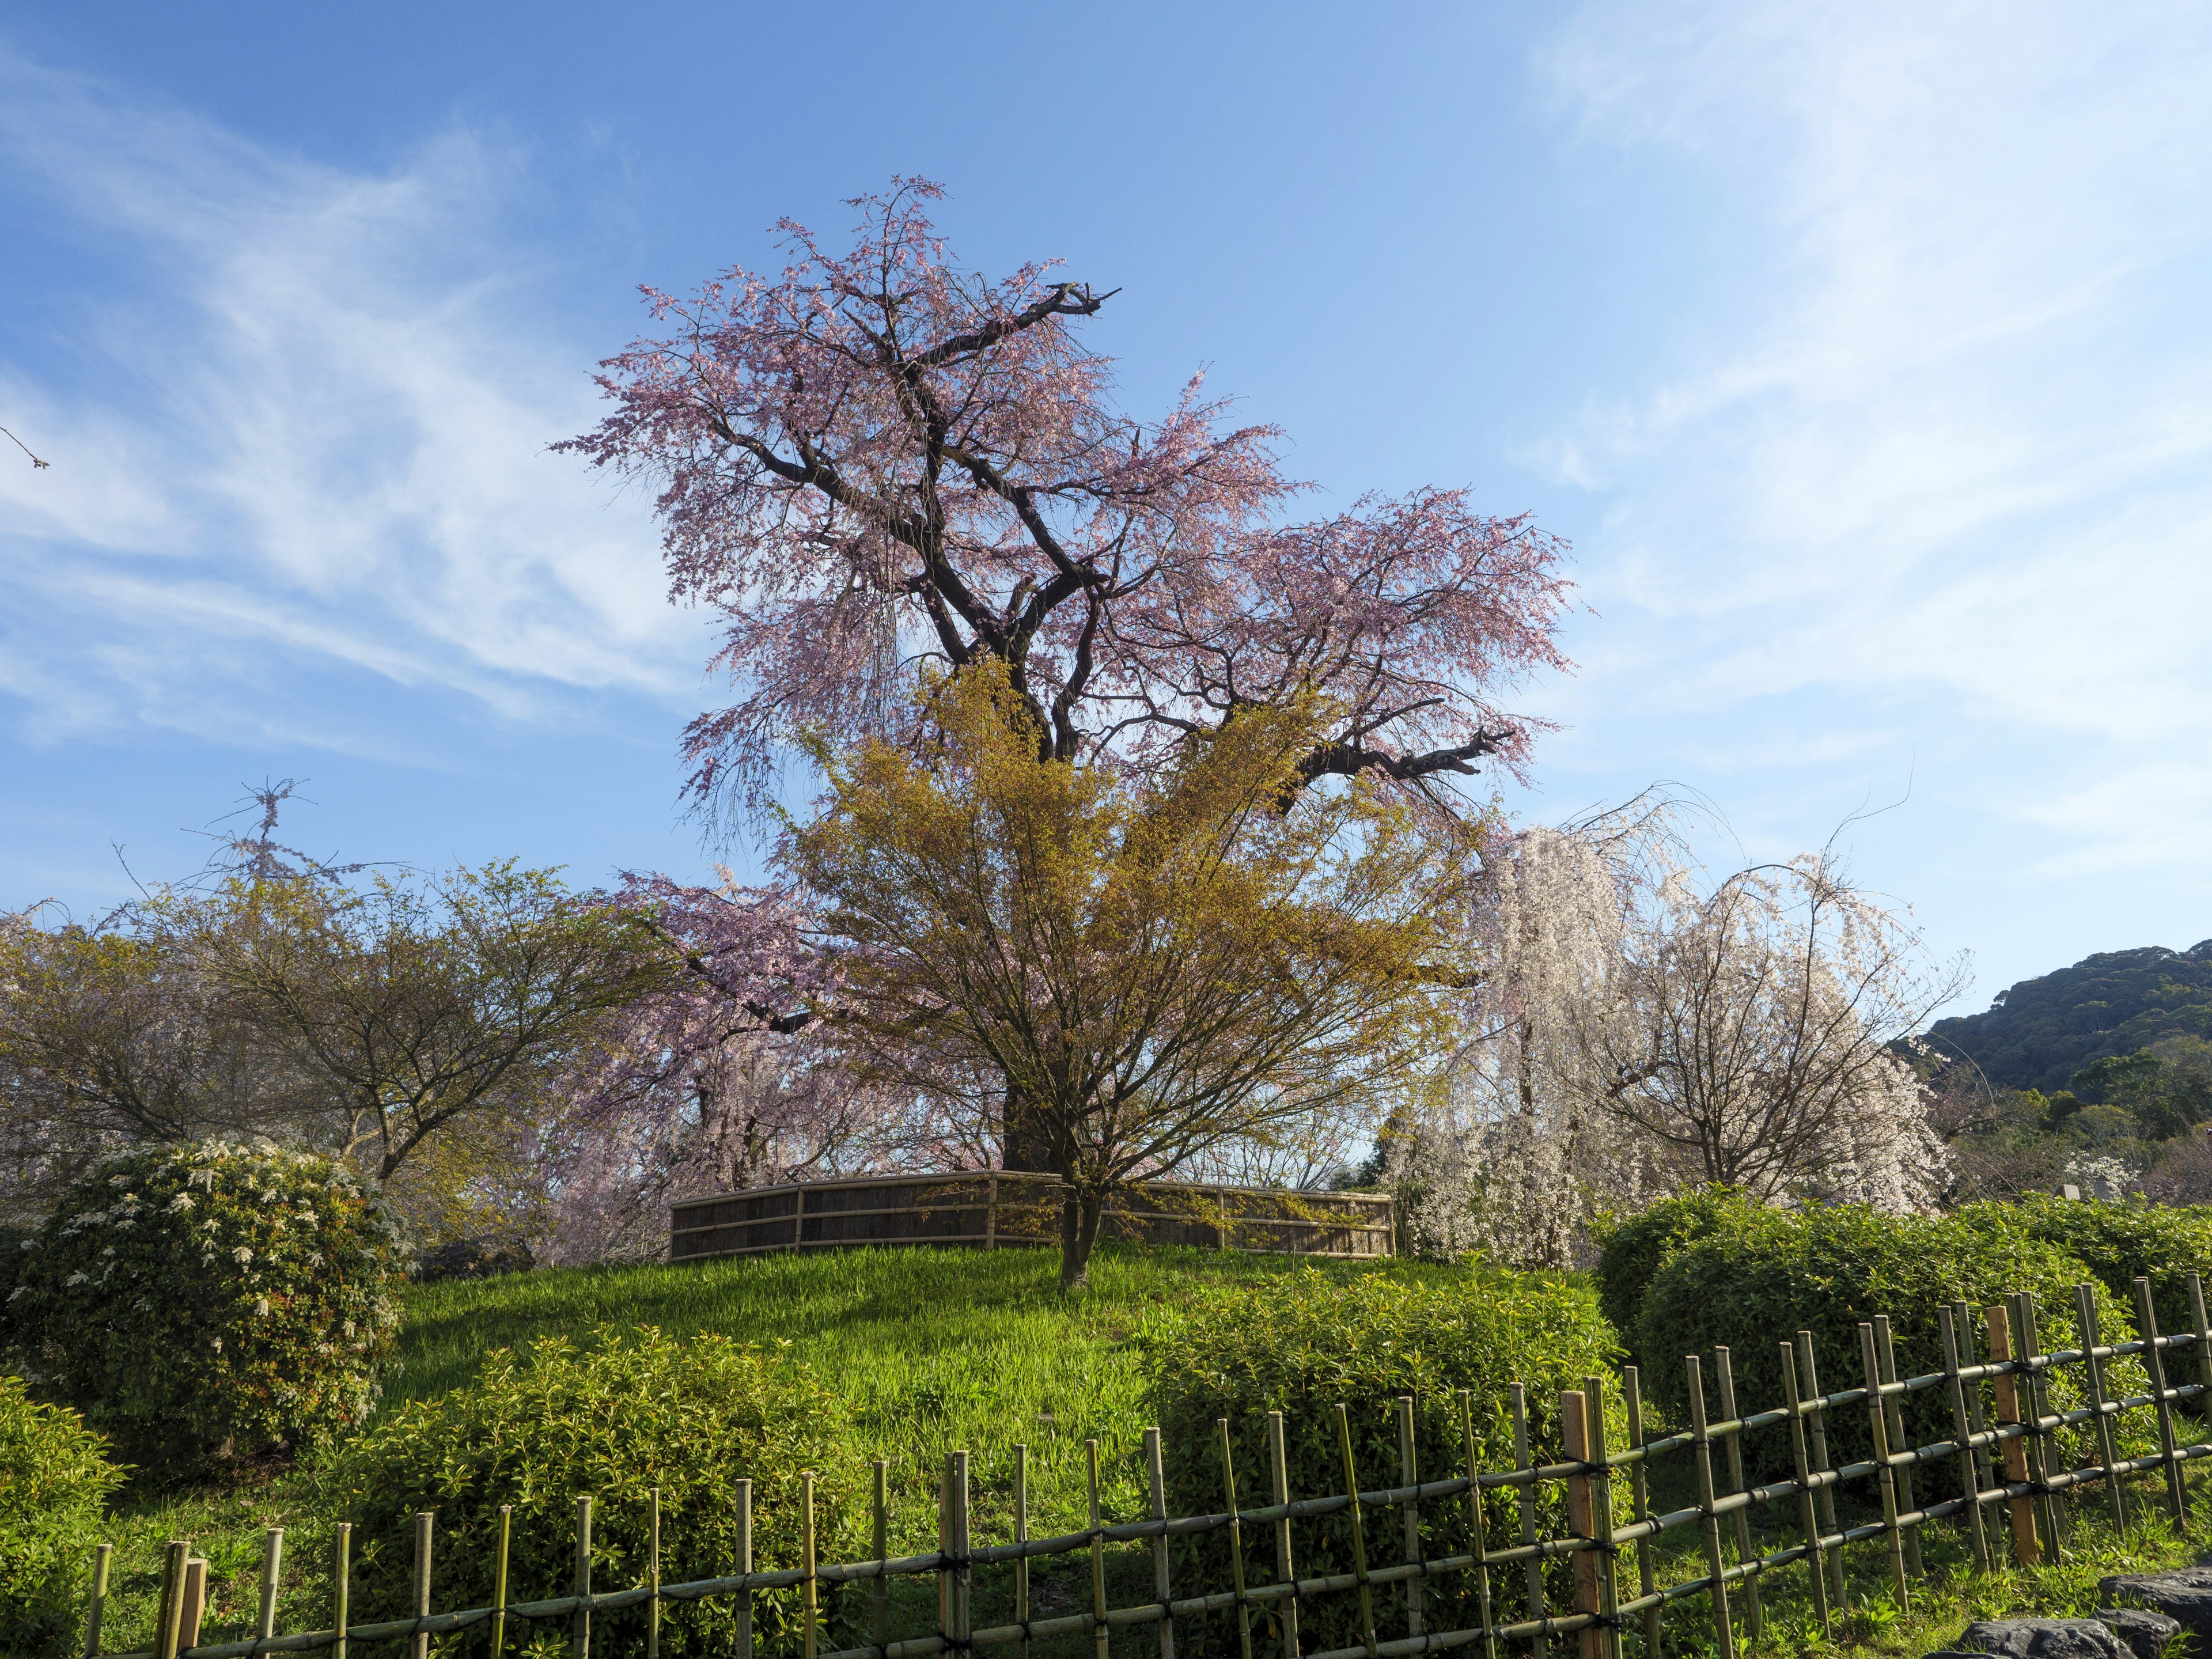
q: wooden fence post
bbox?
[1938,1306,1991,1573]
[1147,1427,1176,1659]
[1986,1302,2038,1566]
[649,1491,662,1659]
[1622,1368,1661,1656]
[2013,1292,2065,1557]
[177,1557,207,1656]
[1221,1419,1255,1659]
[1015,1445,1032,1659]
[2135,1277,2188,1529]
[1455,1392,1494,1659]
[735,1479,753,1659]
[1796,1331,1847,1609]
[491,1506,512,1659]
[1685,1356,1736,1659]
[410,1512,434,1659]
[1779,1343,1831,1637]
[2074,1284,2128,1533]
[1582,1374,1622,1659]
[1872,1317,1922,1580]
[1396,1396,1423,1640]
[153,1541,185,1659]
[1510,1384,1546,1659]
[255,1528,283,1645]
[1561,1388,1603,1659]
[332,1524,350,1659]
[80,1544,111,1659]
[1713,1349,1762,1638]
[1858,1324,1908,1611]
[1089,1438,1113,1659]
[1334,1404,1379,1659]
[573,1495,593,1659]
[809,1468,826,1659]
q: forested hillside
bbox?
[1928,940,2212,1092]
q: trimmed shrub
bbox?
[1146,1268,1620,1658]
[1591,1187,1751,1359]
[1,1374,124,1654]
[1638,1204,2132,1477]
[317,1327,857,1658]
[5,1141,404,1474]
[1967,1195,2212,1345]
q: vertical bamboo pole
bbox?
[331,1524,350,1659]
[650,1488,662,1659]
[1872,1318,1922,1580]
[255,1528,283,1643]
[1581,1375,1621,1659]
[1395,1397,1423,1641]
[1937,1307,1991,1573]
[1857,1324,1908,1611]
[1685,1357,1736,1659]
[1270,1411,1302,1659]
[736,1478,754,1659]
[1509,1384,1546,1659]
[1953,1302,1995,1496]
[1221,1419,1255,1659]
[1334,1404,1378,1659]
[574,1495,594,1659]
[1622,1369,1661,1656]
[1986,1303,2038,1566]
[2073,1286,2127,1533]
[81,1543,111,1659]
[938,1460,952,1642]
[152,1539,185,1659]
[2190,1272,2212,1407]
[1015,1445,1031,1659]
[1455,1393,1493,1659]
[1560,1391,1603,1659]
[1780,1343,1831,1638]
[2014,1293,2065,1556]
[1088,1439,1111,1659]
[1146,1427,1176,1659]
[942,1458,964,1659]
[1713,1349,1763,1635]
[177,1558,207,1655]
[410,1512,434,1659]
[491,1506,512,1659]
[2134,1278,2188,1529]
[873,1460,891,1653]
[1796,1331,1847,1609]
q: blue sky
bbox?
[2,2,2207,1009]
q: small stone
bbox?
[2094,1607,2181,1659]
[1953,1619,2132,1658]
[2100,1568,2212,1637]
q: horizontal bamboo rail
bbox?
[670,1171,1396,1263]
[79,1271,2212,1659]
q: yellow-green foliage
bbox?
[1590,1186,1746,1359]
[0,1374,124,1655]
[1968,1194,2212,1342]
[318,1327,855,1658]
[6,1142,403,1475]
[1145,1268,1619,1657]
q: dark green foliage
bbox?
[0,1225,31,1351]
[1972,1195,2212,1343]
[5,1141,404,1476]
[1638,1204,2132,1477]
[0,1374,124,1656]
[317,1326,857,1658]
[1927,941,2212,1093]
[1591,1188,1751,1358]
[1145,1268,1619,1657]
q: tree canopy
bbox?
[1925,940,2212,1093]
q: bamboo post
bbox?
[1937,1306,1992,1573]
[1015,1445,1031,1659]
[151,1540,183,1659]
[574,1495,594,1659]
[1455,1392,1494,1659]
[1270,1410,1302,1659]
[938,1457,951,1642]
[255,1528,283,1643]
[1146,1427,1176,1659]
[1581,1374,1621,1659]
[2191,1272,2212,1408]
[1685,1357,1736,1658]
[1334,1404,1379,1659]
[1796,1331,1847,1609]
[332,1525,350,1659]
[411,1512,434,1659]
[1560,1389,1603,1659]
[1872,1317,1922,1580]
[1857,1323,1909,1610]
[1779,1343,1831,1637]
[1088,1438,1111,1659]
[986,1174,999,1251]
[1986,1302,2039,1566]
[736,1478,754,1659]
[2134,1277,2188,1528]
[1713,1349,1763,1635]
[2014,1293,2065,1556]
[2073,1285,2128,1533]
[873,1460,891,1652]
[941,1459,963,1659]
[1953,1302,1997,1497]
[1622,1368,1661,1656]
[1221,1419,1256,1659]
[1509,1384,1546,1659]
[81,1543,111,1659]
[1396,1397,1423,1640]
[492,1507,512,1659]
[650,1488,662,1659]
[177,1558,208,1655]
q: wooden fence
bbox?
[81,1271,2212,1659]
[668,1172,1396,1263]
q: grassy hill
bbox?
[1927,939,2212,1092]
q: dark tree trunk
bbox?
[1001,1086,1056,1173]
[1059,1187,1108,1290]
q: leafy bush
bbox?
[318,1327,857,1658]
[1968,1195,2212,1344]
[1591,1187,1751,1358]
[0,1225,31,1352]
[1,1374,124,1654]
[1146,1268,1620,1658]
[1638,1203,2131,1476]
[5,1141,404,1474]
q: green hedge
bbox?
[316,1327,856,1658]
[1591,1188,1749,1360]
[1145,1268,1619,1658]
[1,1374,123,1655]
[1638,1205,2133,1477]
[1967,1195,2212,1345]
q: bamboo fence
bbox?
[82,1272,2212,1659]
[669,1173,1396,1263]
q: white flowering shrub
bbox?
[4,1141,403,1472]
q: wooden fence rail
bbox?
[83,1271,2212,1659]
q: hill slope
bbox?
[1927,940,2212,1092]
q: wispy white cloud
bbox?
[0,47,699,753]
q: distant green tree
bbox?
[1927,940,2212,1092]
